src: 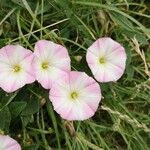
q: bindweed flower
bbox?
[86,37,127,82]
[0,135,21,150]
[49,71,101,120]
[33,40,71,89]
[0,45,35,93]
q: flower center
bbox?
[70,91,78,100]
[41,62,49,69]
[13,65,21,73]
[99,57,106,64]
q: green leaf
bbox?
[11,0,34,9]
[109,11,134,31]
[0,92,18,106]
[0,105,11,132]
[126,65,134,81]
[116,28,148,45]
[23,144,39,150]
[0,0,14,8]
[21,99,39,116]
[21,115,34,127]
[9,101,27,119]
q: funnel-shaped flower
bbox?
[0,135,21,150]
[86,37,126,82]
[0,45,35,93]
[49,71,101,120]
[33,40,71,89]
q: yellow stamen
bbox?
[41,62,49,69]
[70,91,78,100]
[99,57,106,64]
[13,65,21,73]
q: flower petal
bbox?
[0,135,21,150]
[49,71,101,121]
[0,45,35,93]
[33,40,71,89]
[86,37,127,82]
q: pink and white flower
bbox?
[0,135,21,150]
[86,37,127,82]
[49,71,101,121]
[33,40,71,89]
[0,45,35,93]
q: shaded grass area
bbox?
[0,0,150,149]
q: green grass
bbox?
[0,0,150,149]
